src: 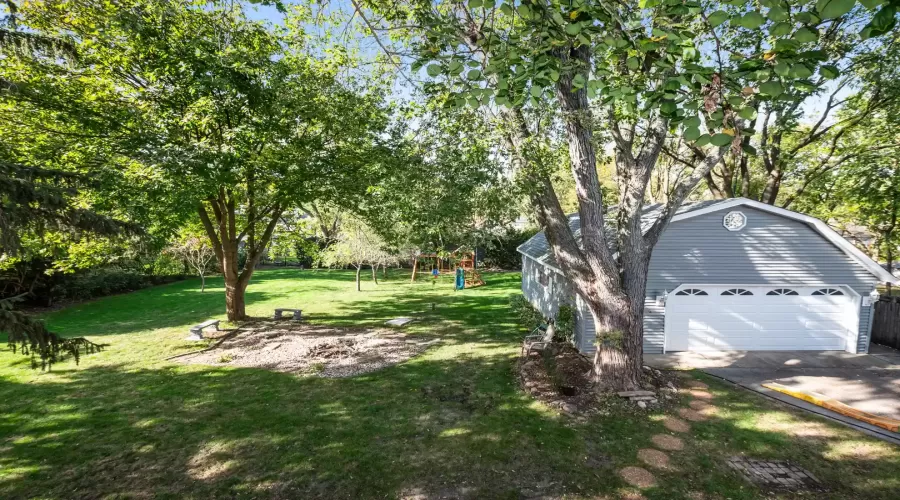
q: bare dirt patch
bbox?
[177,320,438,378]
[518,344,602,417]
[517,344,685,416]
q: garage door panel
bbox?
[665,285,857,352]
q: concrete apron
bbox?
[645,347,900,445]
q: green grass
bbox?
[1,269,899,499]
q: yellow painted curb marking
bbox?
[762,382,900,433]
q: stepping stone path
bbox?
[689,399,713,411]
[677,407,708,422]
[651,434,685,451]
[663,416,691,433]
[617,377,720,491]
[618,466,657,489]
[637,448,671,470]
[688,388,713,399]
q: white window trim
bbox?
[663,283,861,354]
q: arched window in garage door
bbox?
[722,288,753,296]
[812,288,845,296]
[766,288,799,296]
[675,288,708,296]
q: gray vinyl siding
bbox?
[522,204,882,356]
[643,206,878,354]
[521,256,574,319]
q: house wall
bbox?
[521,255,574,319]
[571,206,879,355]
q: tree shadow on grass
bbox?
[2,360,899,498]
[0,352,613,499]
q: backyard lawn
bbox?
[1,269,899,499]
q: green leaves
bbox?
[626,57,640,70]
[759,80,784,97]
[736,11,765,29]
[819,64,840,79]
[565,23,582,36]
[771,22,792,36]
[767,6,789,22]
[738,107,757,120]
[426,64,441,77]
[793,27,819,43]
[711,133,734,147]
[707,10,729,27]
[683,126,702,141]
[863,5,897,38]
[789,64,813,79]
[816,0,855,19]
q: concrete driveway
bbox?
[645,345,900,442]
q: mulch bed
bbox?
[516,342,686,416]
[178,320,439,378]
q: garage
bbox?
[664,285,860,353]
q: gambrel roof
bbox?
[517,197,899,284]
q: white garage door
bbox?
[665,285,859,352]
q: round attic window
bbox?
[723,211,747,231]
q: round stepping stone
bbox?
[688,399,713,411]
[618,466,657,489]
[687,381,709,390]
[688,388,713,400]
[637,448,671,470]
[677,407,708,422]
[663,416,691,433]
[651,434,684,451]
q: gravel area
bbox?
[178,320,439,378]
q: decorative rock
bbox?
[630,396,657,401]
[618,466,657,489]
[667,382,677,390]
[637,401,647,409]
[651,434,684,451]
[663,416,691,433]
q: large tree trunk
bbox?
[225,276,249,321]
[200,274,206,292]
[197,187,283,322]
[371,264,378,285]
[355,266,362,291]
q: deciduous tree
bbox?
[361,0,898,389]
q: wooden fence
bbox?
[872,296,900,350]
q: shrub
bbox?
[554,305,576,344]
[509,294,576,345]
[482,227,539,270]
[509,294,544,331]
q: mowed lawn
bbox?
[1,269,899,499]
